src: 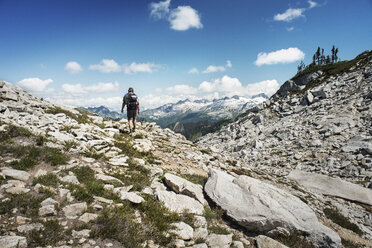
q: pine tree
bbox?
[312,54,316,65]
[321,48,325,65]
[316,47,321,65]
[331,45,335,63]
[326,55,331,64]
[335,48,339,62]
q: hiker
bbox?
[121,87,140,133]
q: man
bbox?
[121,87,140,133]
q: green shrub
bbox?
[10,157,38,170]
[272,231,315,248]
[207,225,230,235]
[0,124,32,142]
[91,206,145,248]
[63,140,78,151]
[68,184,94,203]
[324,208,363,236]
[204,205,224,223]
[33,173,60,187]
[341,238,365,248]
[179,173,208,186]
[27,220,66,247]
[44,147,69,166]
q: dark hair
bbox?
[128,87,134,93]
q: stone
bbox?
[191,244,208,248]
[1,168,30,181]
[194,216,207,228]
[119,191,144,204]
[17,223,43,233]
[256,235,289,248]
[79,213,98,223]
[60,175,80,184]
[163,173,206,205]
[288,170,372,206]
[63,202,87,218]
[206,233,233,248]
[41,197,59,207]
[170,222,194,240]
[72,229,91,239]
[0,236,27,248]
[95,174,123,185]
[108,155,128,166]
[155,190,204,215]
[204,169,341,248]
[6,187,30,194]
[194,227,208,240]
[39,205,57,216]
[232,241,245,248]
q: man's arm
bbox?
[137,103,140,115]
[121,101,125,113]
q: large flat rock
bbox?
[155,190,204,215]
[204,169,341,248]
[288,170,372,206]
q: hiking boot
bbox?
[133,127,136,132]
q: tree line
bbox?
[297,45,339,73]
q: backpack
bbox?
[127,93,138,110]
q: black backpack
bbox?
[127,93,138,110]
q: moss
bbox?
[324,208,363,236]
[33,173,60,187]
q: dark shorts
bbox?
[127,109,137,120]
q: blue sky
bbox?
[1,0,371,110]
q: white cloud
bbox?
[169,6,203,31]
[65,61,82,74]
[123,62,159,74]
[286,27,295,31]
[89,59,121,73]
[166,84,198,95]
[308,0,318,8]
[17,78,53,93]
[202,65,226,74]
[62,81,120,95]
[150,0,171,19]
[188,67,199,74]
[198,75,242,93]
[274,8,305,22]
[62,83,86,95]
[226,60,232,68]
[254,47,305,66]
[49,96,123,112]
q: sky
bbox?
[1,0,371,111]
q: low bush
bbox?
[33,173,60,187]
[27,220,66,247]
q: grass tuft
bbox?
[33,173,60,187]
[324,208,363,236]
[27,220,66,247]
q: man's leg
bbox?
[133,117,136,132]
[128,117,133,132]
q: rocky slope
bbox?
[198,51,372,245]
[0,52,371,248]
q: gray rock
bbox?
[17,223,44,233]
[288,170,372,206]
[60,175,80,184]
[232,241,245,248]
[63,202,87,218]
[0,236,27,248]
[204,169,341,248]
[256,235,289,248]
[95,174,123,185]
[119,191,144,204]
[39,204,57,216]
[155,190,204,215]
[206,233,233,248]
[1,168,30,181]
[163,173,206,205]
[79,213,98,223]
[170,222,194,240]
[194,227,208,240]
[191,244,208,248]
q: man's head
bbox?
[128,87,134,93]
